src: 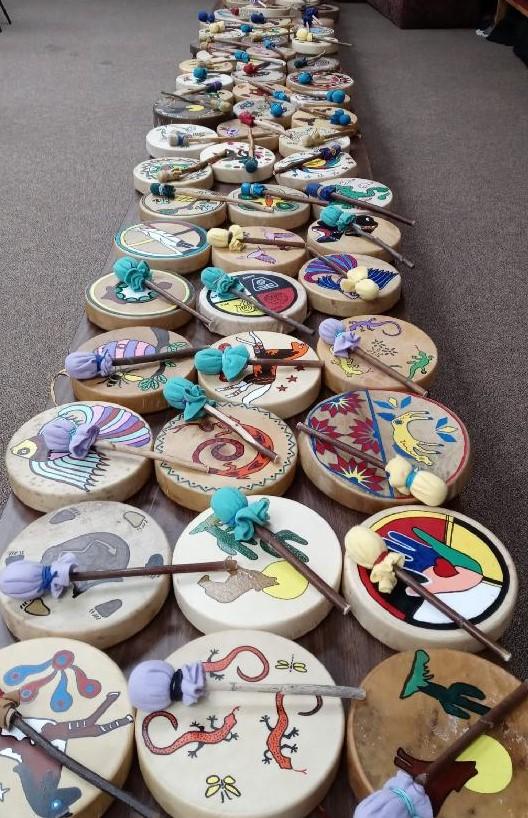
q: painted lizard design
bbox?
[260,693,322,774]
[203,645,269,681]
[142,708,239,757]
[407,348,433,380]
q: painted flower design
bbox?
[332,454,386,494]
[323,392,364,418]
[309,417,340,456]
[349,417,380,455]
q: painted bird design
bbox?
[10,404,151,492]
[390,410,440,466]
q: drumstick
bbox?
[163,377,280,463]
[240,182,321,206]
[318,318,428,396]
[296,422,449,506]
[210,487,355,614]
[207,225,305,250]
[273,143,343,173]
[194,345,323,380]
[0,558,239,599]
[201,266,315,336]
[237,111,285,134]
[160,89,231,113]
[305,182,416,227]
[150,185,269,212]
[112,257,214,330]
[156,148,228,182]
[128,659,365,713]
[344,527,511,663]
[0,694,159,818]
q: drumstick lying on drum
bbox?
[294,27,350,48]
[319,318,427,395]
[128,656,366,713]
[156,148,228,182]
[344,527,511,663]
[353,679,526,817]
[194,345,323,379]
[0,692,159,818]
[148,185,270,212]
[40,417,211,473]
[211,487,354,616]
[273,143,343,174]
[0,556,237,599]
[160,89,232,114]
[207,225,305,250]
[201,266,314,336]
[112,257,214,330]
[296,422,448,507]
[163,377,280,463]
[305,182,416,227]
[318,204,415,268]
[237,111,285,134]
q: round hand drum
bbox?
[298,254,401,317]
[114,222,210,274]
[179,57,234,75]
[198,270,308,336]
[287,56,341,76]
[210,225,307,275]
[85,269,196,331]
[233,96,295,128]
[173,497,342,637]
[152,92,232,129]
[299,389,471,513]
[133,157,213,194]
[317,315,438,393]
[343,506,518,654]
[70,327,195,414]
[310,177,394,219]
[197,330,321,419]
[0,637,134,818]
[233,67,286,86]
[6,402,153,512]
[154,404,297,511]
[307,215,401,262]
[278,126,351,157]
[0,501,171,647]
[247,43,296,62]
[286,71,354,95]
[291,108,358,132]
[217,119,282,152]
[200,142,276,183]
[146,124,218,159]
[347,650,528,818]
[136,630,344,818]
[176,72,234,94]
[274,151,357,191]
[289,91,352,110]
[139,190,226,228]
[228,185,312,229]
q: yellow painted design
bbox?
[447,520,502,582]
[216,297,264,317]
[458,735,512,794]
[332,354,365,377]
[261,560,309,599]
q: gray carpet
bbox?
[1,2,527,663]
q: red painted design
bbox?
[203,646,269,682]
[143,707,239,756]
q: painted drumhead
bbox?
[290,108,358,132]
[136,630,344,818]
[342,505,517,653]
[154,404,297,511]
[176,72,234,93]
[307,215,401,262]
[228,185,311,229]
[216,119,281,151]
[139,190,226,227]
[146,124,217,159]
[0,501,171,647]
[317,315,438,393]
[179,57,234,74]
[114,222,210,274]
[298,389,471,513]
[70,327,195,414]
[152,93,231,128]
[310,177,393,218]
[233,96,295,127]
[85,270,195,331]
[210,225,307,275]
[286,72,354,95]
[197,330,321,419]
[173,497,342,637]
[274,151,357,191]
[199,270,308,335]
[287,56,340,74]
[247,43,296,62]
[233,68,286,86]
[278,126,350,157]
[200,142,275,183]
[133,157,213,194]
[347,650,528,818]
[298,254,401,317]
[7,402,153,512]
[0,637,134,818]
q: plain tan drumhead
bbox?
[85,270,196,331]
[197,330,321,418]
[0,501,171,647]
[155,403,297,511]
[317,315,438,393]
[0,636,134,818]
[136,629,344,818]
[6,402,153,512]
[70,327,195,414]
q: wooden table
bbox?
[0,129,402,814]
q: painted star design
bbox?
[277,385,287,392]
[295,364,305,371]
[0,783,9,802]
[286,375,298,383]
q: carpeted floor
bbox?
[1,1,527,666]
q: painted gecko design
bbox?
[203,646,269,681]
[407,349,434,380]
[143,708,240,757]
[260,693,322,774]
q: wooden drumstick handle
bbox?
[309,246,346,275]
[254,523,352,615]
[328,191,416,227]
[236,287,314,336]
[238,235,305,249]
[213,681,366,699]
[108,350,323,370]
[350,346,428,397]
[94,442,211,472]
[146,278,214,330]
[71,558,237,581]
[158,149,228,182]
[176,188,269,212]
[274,146,337,173]
[296,422,385,470]
[347,222,415,269]
[204,403,280,463]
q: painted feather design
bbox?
[10,404,151,492]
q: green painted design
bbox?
[407,348,434,380]
[191,512,309,563]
